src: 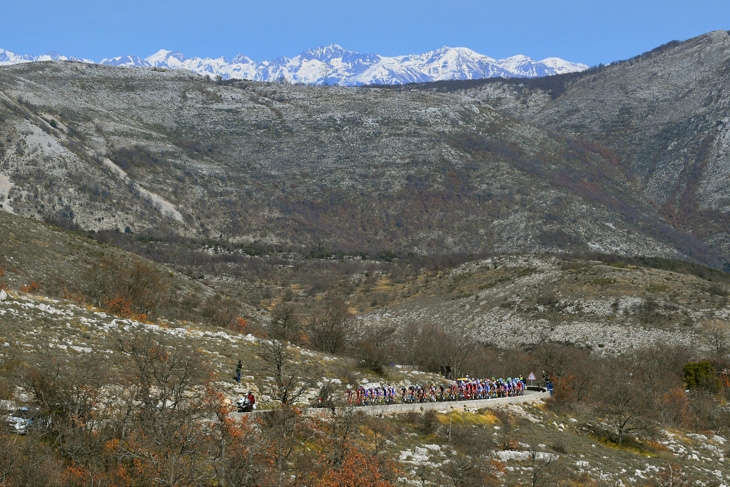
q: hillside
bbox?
[0,60,721,268]
[3,205,728,358]
[0,194,728,485]
[1,286,729,485]
[0,289,442,409]
[0,209,269,326]
[356,254,730,354]
[1,30,730,487]
[438,30,730,266]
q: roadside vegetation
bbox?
[1,281,729,485]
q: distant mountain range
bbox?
[0,44,587,85]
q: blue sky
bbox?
[3,0,728,66]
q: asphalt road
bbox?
[233,390,550,417]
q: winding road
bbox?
[234,390,550,417]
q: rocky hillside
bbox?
[358,254,730,354]
[0,209,268,325]
[0,288,443,409]
[436,30,730,266]
[2,207,728,357]
[0,59,721,267]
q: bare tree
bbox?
[260,338,315,406]
[442,332,478,380]
[115,335,215,487]
[202,294,238,329]
[86,256,168,316]
[396,322,473,377]
[703,319,730,359]
[262,407,306,487]
[526,441,557,487]
[593,362,651,445]
[351,325,397,374]
[443,422,500,486]
[308,295,351,354]
[0,432,64,487]
[654,462,691,486]
[270,301,301,343]
[211,411,271,487]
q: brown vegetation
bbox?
[2,336,404,487]
[85,256,168,319]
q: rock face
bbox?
[0,32,728,270]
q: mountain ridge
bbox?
[0,59,719,268]
[0,31,729,270]
[0,44,587,85]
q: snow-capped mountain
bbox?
[0,48,91,66]
[0,48,35,65]
[101,55,150,67]
[1,45,588,85]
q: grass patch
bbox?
[591,278,616,286]
[437,410,499,426]
[587,427,659,457]
[647,284,670,293]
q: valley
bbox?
[0,30,729,486]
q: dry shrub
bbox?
[653,462,691,486]
[20,281,40,293]
[202,294,238,329]
[418,410,439,435]
[87,256,167,318]
[63,288,86,304]
[443,423,501,487]
[0,431,65,486]
[402,411,421,429]
[0,377,13,400]
[545,374,579,411]
[230,316,248,334]
[105,295,144,320]
[351,325,396,375]
[315,445,399,487]
[657,385,690,427]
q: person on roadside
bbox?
[236,360,242,384]
[247,391,256,409]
